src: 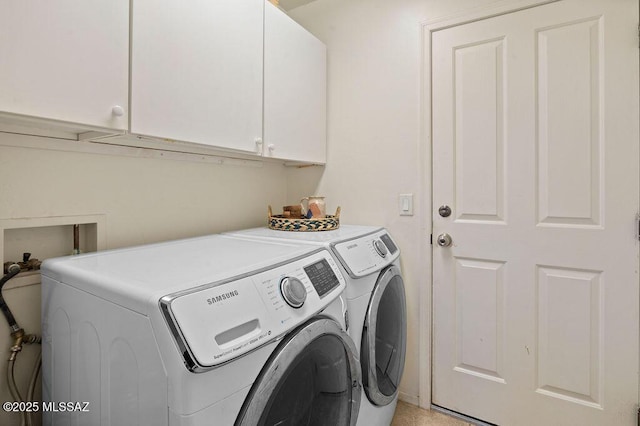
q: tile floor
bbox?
[391,401,474,426]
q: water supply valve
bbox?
[3,253,42,274]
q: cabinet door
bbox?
[0,0,129,130]
[264,2,327,163]
[131,0,263,154]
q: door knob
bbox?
[438,205,452,217]
[436,233,452,247]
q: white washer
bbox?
[41,234,361,426]
[225,225,407,426]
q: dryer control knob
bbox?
[373,239,388,257]
[280,277,307,309]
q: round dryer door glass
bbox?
[361,266,407,406]
[236,318,361,426]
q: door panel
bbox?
[454,39,506,223]
[0,0,129,129]
[131,0,263,152]
[264,1,327,163]
[537,18,603,227]
[454,258,505,382]
[536,265,602,407]
[432,1,639,424]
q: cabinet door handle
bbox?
[112,105,125,117]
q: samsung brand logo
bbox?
[207,290,239,305]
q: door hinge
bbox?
[637,214,640,240]
[636,406,639,426]
[430,234,433,245]
[638,23,640,48]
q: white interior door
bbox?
[431,1,639,425]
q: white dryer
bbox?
[41,235,361,426]
[225,225,407,426]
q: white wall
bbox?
[0,2,531,422]
[286,0,504,406]
[0,132,289,426]
[0,135,287,247]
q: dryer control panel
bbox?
[160,249,346,371]
[332,229,401,278]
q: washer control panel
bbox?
[332,229,400,278]
[163,249,345,370]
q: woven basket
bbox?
[268,205,341,232]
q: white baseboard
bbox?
[398,391,420,406]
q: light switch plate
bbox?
[399,194,413,216]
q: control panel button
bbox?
[373,239,388,257]
[280,277,307,308]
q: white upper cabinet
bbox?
[0,1,326,163]
[263,2,327,164]
[0,0,129,130]
[131,0,264,154]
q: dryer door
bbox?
[235,317,361,426]
[361,265,407,406]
